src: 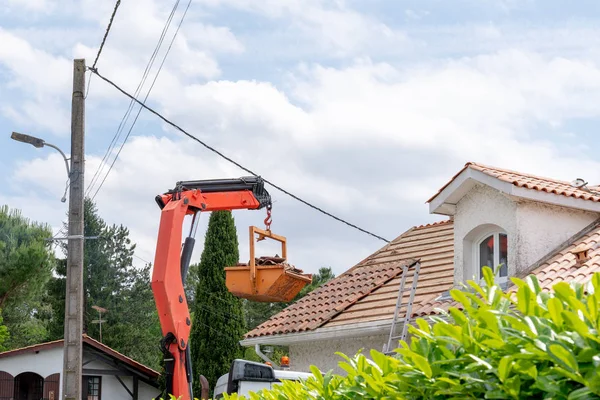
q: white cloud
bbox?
[4,0,52,13]
[6,0,600,277]
[194,0,408,57]
[8,45,600,275]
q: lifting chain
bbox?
[264,204,272,231]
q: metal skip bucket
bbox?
[225,227,312,302]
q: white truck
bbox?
[213,359,313,398]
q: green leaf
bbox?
[526,275,543,295]
[568,387,596,400]
[467,354,493,370]
[448,307,468,326]
[513,359,537,380]
[482,266,496,289]
[497,355,512,382]
[562,311,591,337]
[548,343,579,373]
[411,353,433,378]
[517,285,534,315]
[547,297,564,327]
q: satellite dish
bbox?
[571,178,588,188]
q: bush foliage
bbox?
[225,267,600,399]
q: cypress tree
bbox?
[190,210,246,395]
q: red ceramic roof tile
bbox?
[427,162,600,204]
[245,220,454,338]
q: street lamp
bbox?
[11,131,71,202]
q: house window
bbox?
[83,376,101,400]
[477,232,508,284]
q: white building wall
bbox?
[0,346,161,400]
[453,183,600,283]
[289,334,388,374]
[515,200,598,274]
[0,346,63,387]
[83,357,161,400]
[453,184,517,284]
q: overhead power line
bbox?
[87,68,391,243]
[87,0,184,198]
[85,0,122,99]
[93,0,122,70]
[90,0,192,201]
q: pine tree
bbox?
[46,198,162,369]
[0,205,54,349]
[190,211,246,395]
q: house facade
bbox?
[0,334,161,400]
[240,162,600,373]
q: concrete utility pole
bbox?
[62,58,86,400]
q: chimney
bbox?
[572,243,591,266]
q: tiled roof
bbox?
[244,220,454,339]
[427,162,600,204]
[323,220,454,328]
[412,218,600,319]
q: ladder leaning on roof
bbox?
[383,260,421,356]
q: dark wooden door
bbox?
[0,371,14,400]
[44,373,60,400]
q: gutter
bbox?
[240,319,396,347]
[240,311,454,348]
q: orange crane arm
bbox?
[151,177,271,400]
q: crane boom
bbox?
[151,176,271,400]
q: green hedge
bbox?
[226,267,600,399]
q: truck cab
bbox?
[213,359,312,398]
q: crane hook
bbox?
[264,204,272,232]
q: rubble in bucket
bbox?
[225,226,312,302]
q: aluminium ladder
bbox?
[383,261,421,355]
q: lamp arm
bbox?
[43,142,70,177]
[44,142,71,203]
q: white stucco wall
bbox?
[453,183,600,283]
[82,357,161,400]
[453,184,517,284]
[0,345,160,400]
[0,346,62,382]
[515,200,598,274]
[289,334,388,374]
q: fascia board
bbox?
[240,320,394,346]
[429,167,600,215]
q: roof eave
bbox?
[428,167,600,216]
[240,319,395,346]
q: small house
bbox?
[0,334,161,400]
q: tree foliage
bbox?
[227,267,600,399]
[46,198,161,369]
[0,205,54,308]
[190,211,246,395]
[0,205,54,348]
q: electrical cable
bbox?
[86,0,182,197]
[87,68,391,243]
[92,0,122,70]
[90,0,192,201]
[133,254,152,265]
[85,0,122,100]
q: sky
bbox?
[3,0,600,276]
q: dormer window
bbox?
[477,232,508,284]
[461,223,510,289]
